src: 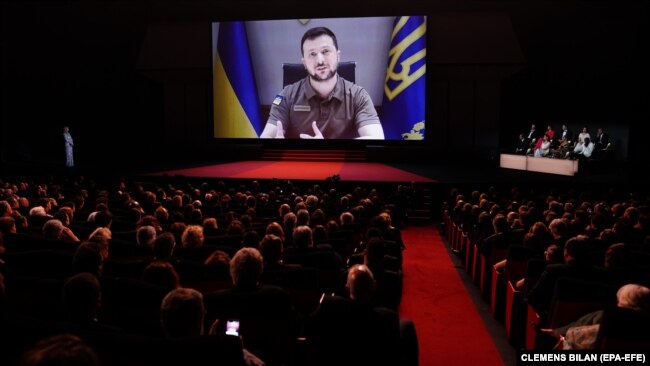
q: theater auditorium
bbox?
[1,1,648,366]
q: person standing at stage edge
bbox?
[63,126,74,168]
[260,27,385,140]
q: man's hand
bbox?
[299,121,324,139]
[275,121,285,139]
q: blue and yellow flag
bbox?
[382,16,426,140]
[213,22,262,138]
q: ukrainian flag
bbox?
[381,16,426,140]
[213,22,263,138]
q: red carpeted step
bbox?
[261,149,367,162]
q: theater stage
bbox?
[146,160,437,183]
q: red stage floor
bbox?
[148,161,436,183]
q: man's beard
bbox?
[309,66,337,82]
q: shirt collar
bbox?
[304,75,345,102]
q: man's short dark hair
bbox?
[301,27,338,55]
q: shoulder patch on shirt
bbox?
[272,95,283,106]
[293,105,311,112]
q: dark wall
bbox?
[1,1,648,169]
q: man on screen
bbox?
[259,27,385,140]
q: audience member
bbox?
[142,261,181,289]
[42,219,80,242]
[72,242,104,277]
[19,334,99,366]
[308,264,400,366]
[527,236,606,316]
[160,287,265,365]
[181,225,205,249]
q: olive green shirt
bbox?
[267,76,380,139]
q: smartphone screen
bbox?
[225,320,240,336]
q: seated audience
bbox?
[307,264,400,366]
[160,287,265,366]
[541,283,650,350]
[527,236,607,317]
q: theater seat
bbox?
[525,277,616,350]
[596,307,650,350]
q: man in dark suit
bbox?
[595,127,610,150]
[516,133,529,154]
[524,123,539,147]
[559,124,573,143]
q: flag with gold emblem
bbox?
[381,16,426,140]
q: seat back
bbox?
[596,307,650,350]
[282,61,356,87]
[547,277,616,329]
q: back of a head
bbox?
[563,236,589,263]
[182,224,204,249]
[0,216,16,235]
[153,232,176,260]
[241,229,261,248]
[492,214,509,233]
[20,334,99,366]
[260,234,283,265]
[548,218,567,237]
[42,219,64,240]
[296,209,310,227]
[616,284,650,312]
[370,214,390,232]
[62,273,101,323]
[230,247,263,289]
[347,264,376,304]
[73,242,104,277]
[93,210,113,229]
[283,212,297,231]
[265,222,285,240]
[292,225,313,249]
[142,261,180,289]
[604,243,630,270]
[136,225,157,247]
[204,250,231,279]
[364,237,386,270]
[160,288,205,338]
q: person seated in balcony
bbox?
[558,124,573,145]
[544,124,556,142]
[515,133,528,155]
[570,137,595,160]
[594,127,610,149]
[524,123,540,147]
[574,126,591,150]
[534,134,552,158]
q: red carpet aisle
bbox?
[399,224,505,366]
